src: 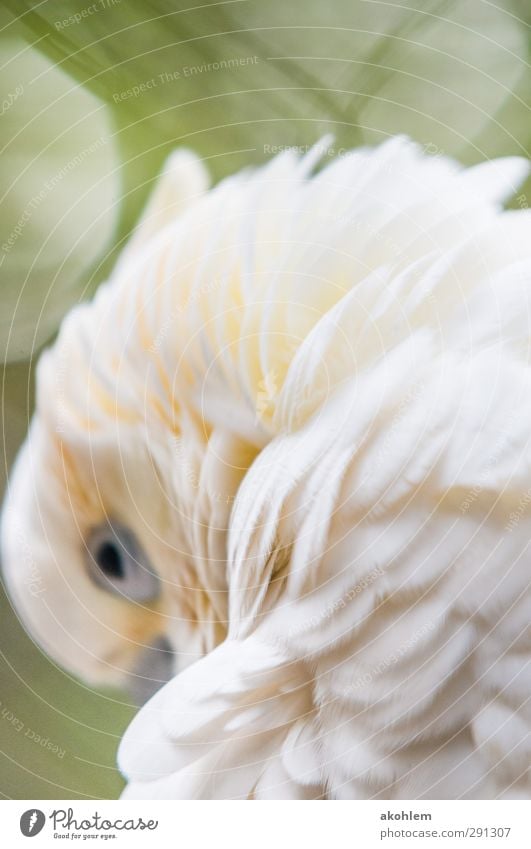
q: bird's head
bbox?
[1,314,229,694]
[1,150,234,696]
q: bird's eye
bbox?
[85,521,160,602]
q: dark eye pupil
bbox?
[86,520,160,601]
[96,542,124,579]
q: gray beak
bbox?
[126,635,175,706]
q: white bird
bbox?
[2,138,531,799]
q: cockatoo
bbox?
[2,138,531,800]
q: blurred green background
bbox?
[0,0,529,798]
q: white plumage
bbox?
[2,138,531,799]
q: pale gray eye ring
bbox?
[85,520,160,602]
